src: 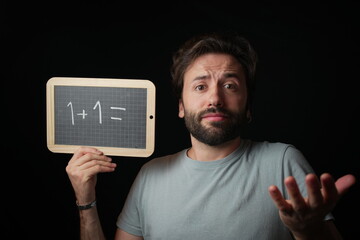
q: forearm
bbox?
[66,147,116,240]
[79,207,106,240]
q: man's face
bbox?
[179,53,248,146]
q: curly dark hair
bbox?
[170,31,258,113]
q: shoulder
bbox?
[139,149,187,174]
[247,140,313,175]
[246,140,309,168]
[130,149,188,188]
[247,140,302,157]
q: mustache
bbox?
[199,107,232,117]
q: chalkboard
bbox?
[46,77,156,157]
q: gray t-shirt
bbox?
[117,140,333,239]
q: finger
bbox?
[69,146,103,164]
[306,173,323,209]
[334,174,357,196]
[81,162,117,177]
[268,185,293,214]
[320,173,338,205]
[284,176,307,213]
[79,158,117,172]
[77,152,111,165]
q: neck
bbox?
[187,136,242,161]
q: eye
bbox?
[195,85,206,91]
[224,83,237,89]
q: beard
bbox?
[183,107,248,146]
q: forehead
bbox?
[185,53,243,76]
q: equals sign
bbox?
[110,106,126,120]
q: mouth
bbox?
[201,113,228,122]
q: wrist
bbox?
[291,221,334,240]
[76,199,97,210]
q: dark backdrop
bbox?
[3,1,359,239]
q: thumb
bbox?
[335,174,356,196]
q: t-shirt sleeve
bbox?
[116,167,145,237]
[282,145,314,198]
[282,145,334,221]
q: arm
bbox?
[66,147,116,240]
[114,229,144,240]
[268,173,356,240]
[78,206,106,239]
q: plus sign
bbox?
[77,109,88,119]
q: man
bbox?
[66,32,356,239]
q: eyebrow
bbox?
[223,72,241,79]
[192,75,209,81]
[192,72,240,82]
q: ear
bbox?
[178,99,185,118]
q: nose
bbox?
[208,85,223,108]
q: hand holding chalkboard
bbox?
[46,77,156,157]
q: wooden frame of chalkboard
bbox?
[46,77,156,157]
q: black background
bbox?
[3,1,359,239]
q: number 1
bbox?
[67,101,75,125]
[93,100,102,124]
